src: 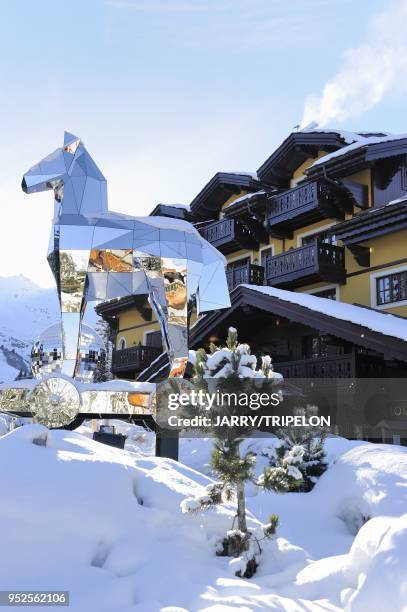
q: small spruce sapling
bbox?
[181,327,282,577]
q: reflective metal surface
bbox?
[22,132,230,378]
[0,388,30,414]
[80,390,153,415]
[31,323,106,383]
[30,378,81,428]
[0,379,156,428]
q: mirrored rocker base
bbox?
[0,376,156,431]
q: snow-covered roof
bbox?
[225,171,258,179]
[299,126,389,146]
[158,203,190,211]
[242,285,407,343]
[310,133,407,168]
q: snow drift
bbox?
[0,426,406,611]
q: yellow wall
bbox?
[226,248,255,263]
[286,219,336,250]
[290,152,327,187]
[369,231,407,267]
[221,191,247,214]
[339,229,407,316]
[116,308,199,349]
[116,314,160,349]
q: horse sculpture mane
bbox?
[22,132,230,379]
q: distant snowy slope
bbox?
[0,275,99,382]
[0,275,59,344]
[0,275,59,381]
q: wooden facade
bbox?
[96,129,407,410]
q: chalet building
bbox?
[96,128,407,443]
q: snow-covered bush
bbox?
[192,326,281,381]
[264,406,328,492]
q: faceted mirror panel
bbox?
[22,133,231,378]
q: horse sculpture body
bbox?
[22,132,230,379]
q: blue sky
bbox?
[0,0,404,286]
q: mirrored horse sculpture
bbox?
[22,132,230,379]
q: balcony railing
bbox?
[199,218,258,254]
[265,242,346,288]
[226,263,264,290]
[274,353,355,378]
[271,181,319,218]
[265,179,348,235]
[112,345,162,373]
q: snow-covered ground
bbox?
[0,423,406,611]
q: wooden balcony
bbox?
[112,346,162,374]
[265,179,351,238]
[275,353,355,378]
[226,263,264,290]
[199,218,258,254]
[265,242,346,288]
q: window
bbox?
[118,337,126,350]
[301,230,335,247]
[302,335,342,359]
[302,335,328,359]
[376,271,407,305]
[145,330,162,348]
[226,257,250,272]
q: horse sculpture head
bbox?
[22,131,107,215]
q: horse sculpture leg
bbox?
[59,247,90,379]
[143,258,189,378]
[60,310,84,378]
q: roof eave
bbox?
[189,172,263,219]
[191,286,407,362]
[257,132,347,185]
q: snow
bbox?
[0,275,101,383]
[0,352,19,384]
[0,425,406,611]
[298,126,389,145]
[191,342,283,381]
[0,378,155,393]
[0,275,59,346]
[242,284,407,342]
[310,132,407,168]
[344,514,407,611]
[225,171,258,179]
[226,190,267,208]
[166,203,191,210]
[0,425,259,611]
